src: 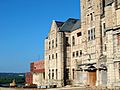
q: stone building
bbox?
[44,18,81,87]
[31,60,45,87]
[44,0,120,88]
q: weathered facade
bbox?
[44,19,81,87]
[44,0,120,88]
[25,72,33,85]
[31,60,45,87]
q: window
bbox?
[72,36,75,46]
[49,41,51,49]
[52,54,54,59]
[52,69,54,79]
[77,32,82,37]
[88,28,95,41]
[93,28,95,39]
[91,29,93,40]
[88,30,90,41]
[76,51,78,57]
[52,40,54,48]
[73,52,75,57]
[49,55,50,60]
[49,69,51,79]
[80,50,82,56]
[66,37,69,45]
[43,72,45,79]
[90,13,93,21]
[72,69,75,80]
[56,53,57,59]
[66,69,69,79]
[117,34,120,45]
[56,38,57,47]
[56,69,58,80]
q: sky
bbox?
[0,0,80,73]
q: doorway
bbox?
[88,71,96,86]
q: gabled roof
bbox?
[59,18,81,32]
[71,20,81,31]
[55,21,64,27]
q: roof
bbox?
[58,18,81,32]
[71,20,81,31]
[55,21,64,27]
[105,0,113,6]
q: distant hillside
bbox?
[0,73,25,77]
[0,73,25,84]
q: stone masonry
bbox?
[44,0,120,88]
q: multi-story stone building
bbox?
[44,0,120,88]
[45,18,81,87]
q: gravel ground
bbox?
[1,87,120,90]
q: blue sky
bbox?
[0,0,80,73]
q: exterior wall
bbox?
[70,28,83,85]
[104,1,120,88]
[25,72,33,84]
[31,60,45,73]
[45,21,65,87]
[30,60,45,86]
[44,0,120,88]
[33,72,45,86]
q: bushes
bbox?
[0,75,25,84]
